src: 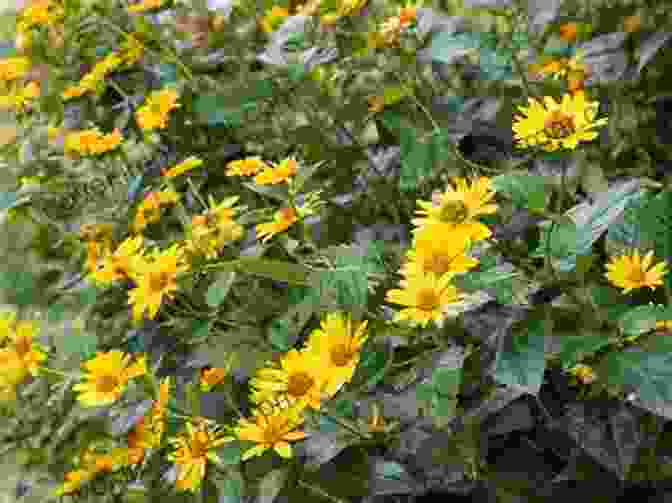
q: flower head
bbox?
[412,177,497,243]
[90,235,145,286]
[255,207,299,243]
[303,312,369,396]
[64,128,123,156]
[0,57,31,82]
[127,243,190,322]
[512,91,608,152]
[232,404,307,461]
[133,190,180,233]
[72,350,147,407]
[135,88,180,131]
[250,348,331,411]
[225,156,270,177]
[167,418,230,492]
[403,232,479,278]
[385,272,465,328]
[260,6,290,33]
[253,157,298,185]
[605,250,668,294]
[127,0,165,13]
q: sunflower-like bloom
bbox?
[63,128,123,156]
[127,0,165,13]
[0,309,17,342]
[403,232,479,278]
[72,350,147,407]
[385,272,465,328]
[167,418,230,492]
[253,157,298,185]
[256,207,299,243]
[303,312,369,397]
[127,243,190,323]
[225,156,270,177]
[231,404,307,461]
[90,235,145,286]
[412,177,498,243]
[605,250,668,294]
[250,348,331,411]
[184,195,244,260]
[161,156,203,178]
[135,88,181,131]
[0,81,40,112]
[512,91,607,152]
[132,190,180,233]
[0,57,31,82]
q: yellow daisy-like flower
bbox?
[225,156,270,177]
[0,309,17,342]
[253,157,298,185]
[63,128,123,156]
[127,0,165,13]
[0,81,41,112]
[385,271,465,328]
[127,243,190,322]
[558,22,579,42]
[412,177,498,243]
[167,418,230,492]
[303,312,369,397]
[55,469,95,496]
[5,320,47,377]
[0,57,31,82]
[656,320,672,331]
[512,91,608,153]
[232,404,307,461]
[250,348,331,411]
[18,0,64,30]
[161,156,204,178]
[185,195,244,260]
[568,364,596,385]
[135,88,181,131]
[72,350,147,407]
[403,232,479,278]
[605,250,669,294]
[132,190,180,233]
[200,366,229,392]
[90,235,145,286]
[255,207,299,243]
[260,6,291,34]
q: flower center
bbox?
[416,288,439,311]
[544,111,576,139]
[423,253,453,275]
[626,267,646,285]
[14,336,31,358]
[330,343,352,367]
[190,430,210,458]
[96,374,120,393]
[149,271,172,292]
[438,201,468,224]
[286,371,314,397]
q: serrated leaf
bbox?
[556,333,612,370]
[491,173,548,211]
[234,257,311,286]
[494,317,546,394]
[206,271,237,308]
[618,304,672,337]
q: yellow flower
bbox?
[605,250,668,294]
[55,469,95,496]
[225,156,270,177]
[162,156,204,178]
[90,235,145,286]
[127,243,190,322]
[253,157,298,185]
[260,6,291,34]
[558,22,579,42]
[250,348,331,411]
[63,128,123,156]
[0,57,31,82]
[385,271,464,328]
[0,309,17,342]
[378,4,418,47]
[72,350,147,407]
[656,320,672,331]
[6,320,46,377]
[568,364,596,385]
[119,33,146,66]
[412,177,497,243]
[132,190,180,233]
[303,312,369,396]
[232,404,307,461]
[131,376,171,451]
[200,366,229,392]
[18,0,64,30]
[167,418,230,492]
[403,232,479,278]
[512,91,608,152]
[255,207,299,243]
[135,88,181,131]
[185,195,244,259]
[623,14,642,33]
[337,0,369,17]
[128,0,165,13]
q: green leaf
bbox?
[491,173,548,212]
[531,218,579,272]
[557,333,612,370]
[206,271,237,308]
[427,31,480,65]
[234,257,311,285]
[431,394,458,425]
[240,182,289,203]
[212,472,244,503]
[431,367,461,397]
[0,270,37,306]
[618,304,672,337]
[59,326,97,359]
[399,135,432,192]
[212,441,245,467]
[456,268,519,292]
[268,318,293,351]
[590,285,632,320]
[356,342,388,389]
[603,337,672,402]
[415,382,435,403]
[255,467,290,503]
[157,63,178,85]
[494,317,547,394]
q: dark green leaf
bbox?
[494,317,547,394]
[492,173,548,212]
[206,271,237,308]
